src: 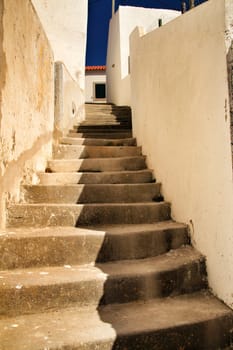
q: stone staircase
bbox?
[1,103,232,349]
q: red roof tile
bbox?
[85,65,106,71]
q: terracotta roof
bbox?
[85,65,106,71]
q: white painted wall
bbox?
[54,62,85,140]
[0,0,54,228]
[32,0,88,125]
[130,0,233,308]
[107,6,180,106]
[85,72,107,103]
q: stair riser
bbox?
[68,132,132,139]
[7,203,171,227]
[61,137,136,146]
[0,279,104,317]
[82,120,131,125]
[0,261,206,317]
[53,146,142,159]
[101,260,207,304]
[97,227,189,262]
[0,227,188,269]
[0,234,105,269]
[74,126,132,132]
[108,317,233,350]
[84,116,131,121]
[85,113,131,117]
[47,157,147,172]
[22,184,161,204]
[38,171,154,185]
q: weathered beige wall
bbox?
[106,6,180,106]
[0,0,54,228]
[130,0,233,308]
[32,0,87,121]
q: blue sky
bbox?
[86,0,206,66]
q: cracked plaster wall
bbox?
[0,0,54,228]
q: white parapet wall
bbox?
[32,0,88,120]
[106,6,180,106]
[130,0,233,308]
[0,0,54,227]
[54,62,86,140]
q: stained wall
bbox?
[0,0,54,227]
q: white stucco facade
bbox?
[32,0,87,87]
[130,0,233,308]
[106,6,180,106]
[32,0,88,125]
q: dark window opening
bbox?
[95,83,106,99]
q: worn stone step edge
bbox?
[68,132,132,139]
[7,202,171,227]
[53,145,142,159]
[0,221,188,269]
[38,170,154,185]
[80,120,131,124]
[46,156,147,173]
[0,247,207,316]
[22,183,161,204]
[60,137,137,146]
[0,292,232,350]
[74,126,132,132]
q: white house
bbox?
[106,5,180,106]
[85,65,107,103]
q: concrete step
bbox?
[84,114,131,120]
[0,292,232,350]
[38,170,154,185]
[84,221,189,263]
[85,104,131,112]
[0,222,188,269]
[0,247,207,317]
[82,118,131,123]
[83,116,131,120]
[46,156,147,172]
[75,125,132,132]
[73,127,132,134]
[84,113,131,119]
[53,145,142,159]
[7,202,171,227]
[61,137,137,146]
[22,183,161,204]
[84,117,131,122]
[68,131,132,139]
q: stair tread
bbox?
[83,221,186,234]
[38,170,154,185]
[0,221,188,269]
[0,292,231,350]
[0,246,201,287]
[0,220,185,239]
[10,201,169,207]
[23,183,159,188]
[61,136,136,144]
[49,156,145,161]
[40,169,152,175]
